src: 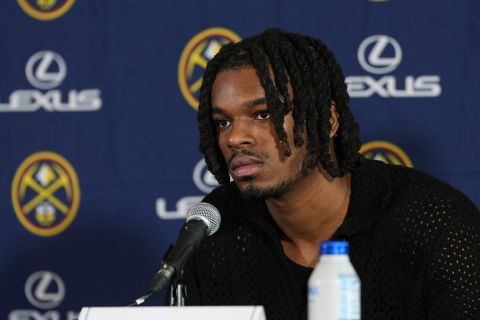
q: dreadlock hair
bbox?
[197,28,361,185]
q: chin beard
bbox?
[235,153,308,200]
[238,178,295,200]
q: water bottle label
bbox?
[308,274,360,320]
[308,286,320,296]
[338,273,360,319]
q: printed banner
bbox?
[0,0,478,317]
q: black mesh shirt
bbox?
[176,159,480,320]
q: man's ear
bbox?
[329,102,340,138]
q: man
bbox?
[180,28,480,320]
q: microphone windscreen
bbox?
[186,202,221,236]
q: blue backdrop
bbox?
[1,1,479,319]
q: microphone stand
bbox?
[169,271,186,306]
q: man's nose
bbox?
[228,120,255,149]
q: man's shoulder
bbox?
[387,163,472,204]
[360,159,479,219]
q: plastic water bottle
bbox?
[308,241,361,320]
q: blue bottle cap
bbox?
[321,241,349,254]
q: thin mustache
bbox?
[227,149,269,166]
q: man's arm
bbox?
[424,201,480,319]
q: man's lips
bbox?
[229,156,264,178]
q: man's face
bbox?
[210,67,307,199]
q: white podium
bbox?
[79,306,266,320]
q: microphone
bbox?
[128,202,221,306]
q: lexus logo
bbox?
[25,271,65,309]
[193,159,219,194]
[25,51,67,90]
[357,35,402,74]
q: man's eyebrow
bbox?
[211,106,225,115]
[245,97,267,108]
[211,97,268,115]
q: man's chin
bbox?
[236,180,293,200]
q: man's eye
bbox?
[256,111,271,120]
[215,119,231,128]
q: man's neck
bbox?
[265,168,351,267]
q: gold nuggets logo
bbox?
[11,152,80,237]
[178,27,241,109]
[360,140,413,167]
[17,0,75,21]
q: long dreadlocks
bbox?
[197,28,361,185]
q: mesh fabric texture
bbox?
[176,159,480,320]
